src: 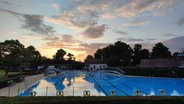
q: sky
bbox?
[0,0,184,61]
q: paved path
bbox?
[0,74,45,96]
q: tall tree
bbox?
[67,53,74,61]
[85,55,94,61]
[94,41,133,66]
[151,43,171,58]
[26,45,41,68]
[140,49,150,59]
[132,44,142,65]
[54,49,66,63]
[0,40,25,76]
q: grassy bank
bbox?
[0,70,19,81]
[0,96,184,104]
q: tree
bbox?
[94,49,102,59]
[132,44,150,65]
[132,44,142,65]
[94,41,133,66]
[85,55,93,61]
[54,49,66,63]
[26,45,42,68]
[67,53,74,61]
[151,43,171,58]
[0,40,25,76]
[140,49,150,59]
[84,55,94,64]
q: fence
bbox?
[1,74,44,96]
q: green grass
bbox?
[0,96,184,104]
[0,70,19,81]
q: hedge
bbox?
[122,67,184,78]
[0,76,24,89]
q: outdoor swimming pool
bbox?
[19,70,184,96]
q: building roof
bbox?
[177,53,184,57]
[140,58,180,68]
[84,58,106,66]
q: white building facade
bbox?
[89,64,108,71]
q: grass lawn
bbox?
[0,70,19,81]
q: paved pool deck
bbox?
[0,74,45,96]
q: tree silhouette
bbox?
[151,43,171,58]
[54,49,66,63]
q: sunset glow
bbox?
[0,0,184,61]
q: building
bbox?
[177,53,184,68]
[84,58,107,71]
[140,58,180,68]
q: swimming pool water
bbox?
[19,70,184,96]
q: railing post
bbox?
[17,84,20,96]
[46,87,48,96]
[73,86,74,96]
[8,87,10,96]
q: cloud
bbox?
[122,19,150,27]
[0,8,20,15]
[117,37,144,42]
[22,15,56,35]
[0,8,56,35]
[43,34,110,60]
[45,10,99,30]
[0,1,10,5]
[45,0,177,31]
[114,30,128,35]
[51,3,60,10]
[162,33,179,37]
[163,36,184,53]
[177,17,184,26]
[146,38,157,41]
[80,24,107,39]
[137,42,154,50]
[46,0,112,30]
[102,0,176,19]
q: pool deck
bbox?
[0,74,45,96]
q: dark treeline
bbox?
[86,41,173,67]
[0,40,83,76]
[0,39,179,75]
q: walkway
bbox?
[0,74,45,96]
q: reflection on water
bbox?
[149,89,155,96]
[171,90,180,96]
[32,80,57,96]
[20,71,105,96]
[61,75,105,96]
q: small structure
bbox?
[83,90,90,96]
[140,58,180,68]
[110,90,116,96]
[134,89,142,96]
[177,53,184,68]
[56,90,63,96]
[85,58,107,71]
[158,89,166,96]
[29,91,36,96]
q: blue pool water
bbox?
[19,70,184,96]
